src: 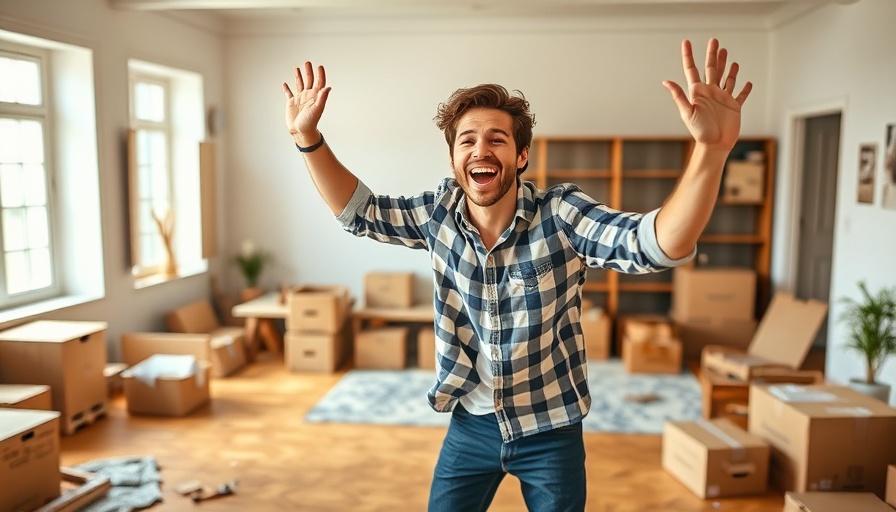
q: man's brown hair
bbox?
[434,84,535,174]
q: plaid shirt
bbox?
[336,177,690,441]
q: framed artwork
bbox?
[882,124,896,210]
[857,143,876,204]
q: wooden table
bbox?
[231,292,286,360]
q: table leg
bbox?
[244,317,260,362]
[258,319,283,355]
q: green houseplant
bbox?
[839,281,896,401]
[233,239,270,290]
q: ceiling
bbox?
[108,0,858,23]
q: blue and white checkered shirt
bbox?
[336,177,692,441]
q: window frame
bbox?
[0,43,62,308]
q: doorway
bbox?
[795,112,841,349]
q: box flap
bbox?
[747,293,827,368]
[785,491,893,512]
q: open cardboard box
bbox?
[701,293,827,381]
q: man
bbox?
[282,38,751,512]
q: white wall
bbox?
[0,0,226,360]
[769,0,896,403]
[223,18,770,304]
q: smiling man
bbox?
[282,38,751,512]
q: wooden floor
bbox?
[61,353,787,512]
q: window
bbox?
[0,46,59,307]
[127,60,208,284]
[129,74,173,276]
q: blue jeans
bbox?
[428,404,586,512]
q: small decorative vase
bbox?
[848,378,892,403]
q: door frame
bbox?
[778,97,847,297]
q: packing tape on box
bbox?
[769,384,839,403]
[696,418,745,462]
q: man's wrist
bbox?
[295,132,325,153]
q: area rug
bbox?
[305,360,702,434]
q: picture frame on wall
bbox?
[882,123,896,210]
[857,143,876,204]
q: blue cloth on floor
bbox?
[73,455,162,512]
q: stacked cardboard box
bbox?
[581,302,611,360]
[749,383,896,497]
[0,409,61,512]
[121,331,246,378]
[621,317,682,374]
[417,327,436,370]
[671,267,758,359]
[0,384,52,410]
[285,285,353,373]
[0,320,108,435]
[354,273,418,369]
[364,272,414,309]
[697,292,828,427]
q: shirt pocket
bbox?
[508,261,554,291]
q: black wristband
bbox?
[295,133,325,153]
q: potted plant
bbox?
[839,281,896,402]
[233,239,271,301]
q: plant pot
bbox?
[847,378,892,403]
[240,287,265,303]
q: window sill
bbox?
[0,293,105,330]
[133,262,208,290]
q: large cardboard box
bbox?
[121,331,246,378]
[749,384,896,497]
[0,320,108,435]
[122,355,211,417]
[285,325,351,373]
[0,409,61,512]
[0,384,52,411]
[355,327,408,369]
[614,314,673,357]
[672,267,757,322]
[722,160,765,204]
[581,307,610,360]
[886,465,896,508]
[364,272,414,309]
[417,327,436,370]
[701,293,828,381]
[286,285,352,333]
[783,491,894,512]
[676,317,757,360]
[662,418,769,499]
[698,368,823,429]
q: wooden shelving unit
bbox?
[524,135,776,320]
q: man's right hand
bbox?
[282,61,331,147]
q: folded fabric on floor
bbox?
[73,455,163,512]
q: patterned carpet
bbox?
[305,359,702,434]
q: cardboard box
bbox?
[0,384,52,410]
[615,314,673,357]
[0,320,108,435]
[581,307,610,360]
[672,267,757,322]
[417,327,436,369]
[701,293,828,381]
[749,384,896,496]
[121,331,246,378]
[166,300,221,334]
[783,491,894,512]
[886,465,896,508]
[0,409,61,512]
[286,285,352,333]
[676,317,757,360]
[364,272,414,308]
[662,418,769,498]
[698,368,823,430]
[623,337,683,374]
[285,326,350,373]
[723,160,765,203]
[122,355,211,417]
[355,327,408,369]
